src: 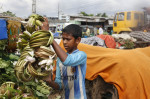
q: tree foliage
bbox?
[80,11,94,16]
[96,13,102,17]
[2,11,16,17]
[101,13,108,17]
[80,11,88,16]
[80,11,108,17]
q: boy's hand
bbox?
[43,73,52,84]
[41,17,49,31]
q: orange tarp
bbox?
[57,40,150,99]
[97,34,116,48]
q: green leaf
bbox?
[9,54,19,61]
[35,90,45,97]
[0,59,10,68]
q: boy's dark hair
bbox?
[62,24,82,39]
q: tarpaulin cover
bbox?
[81,36,106,47]
[97,34,116,48]
[0,19,8,40]
[7,20,21,52]
[55,40,150,99]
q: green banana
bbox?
[21,38,28,43]
[38,46,55,55]
[28,17,36,27]
[46,31,54,45]
[30,37,49,43]
[30,33,50,40]
[23,30,31,39]
[20,73,34,82]
[35,20,43,26]
[30,44,45,49]
[26,25,35,34]
[31,31,50,38]
[19,34,29,40]
[27,63,48,77]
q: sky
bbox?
[0,0,150,18]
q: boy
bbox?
[44,23,87,99]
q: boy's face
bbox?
[62,32,81,54]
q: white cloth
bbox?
[99,27,103,35]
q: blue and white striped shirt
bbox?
[55,49,87,99]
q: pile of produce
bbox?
[0,40,20,98]
[0,14,57,99]
[112,33,136,49]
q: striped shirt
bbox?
[55,49,87,99]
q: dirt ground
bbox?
[85,76,118,99]
[48,76,119,99]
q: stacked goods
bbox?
[81,36,106,47]
[13,14,56,97]
[129,31,150,42]
[112,33,136,49]
[129,31,150,48]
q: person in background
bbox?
[94,27,97,36]
[99,25,103,35]
[85,26,90,37]
[42,21,87,99]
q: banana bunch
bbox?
[15,14,55,95]
[27,63,50,78]
[15,59,34,82]
[26,14,44,33]
[29,30,54,49]
[17,31,31,52]
[0,82,38,99]
[17,14,45,51]
[35,46,56,59]
[0,82,16,98]
[15,31,54,82]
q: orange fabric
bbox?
[97,34,116,48]
[54,40,150,99]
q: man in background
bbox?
[85,26,90,37]
[99,25,103,35]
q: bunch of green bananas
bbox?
[17,14,45,51]
[14,46,34,82]
[0,82,16,98]
[15,46,56,82]
[26,14,44,33]
[15,14,55,96]
[29,30,54,49]
[0,82,38,99]
[35,46,56,59]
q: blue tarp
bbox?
[53,32,59,38]
[0,19,8,40]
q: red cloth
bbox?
[97,34,116,48]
